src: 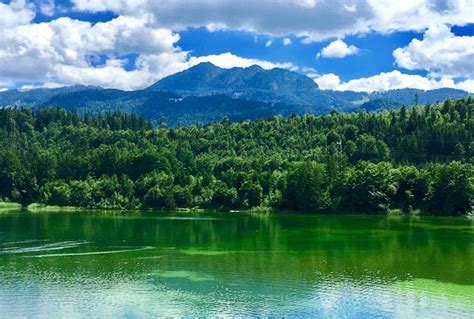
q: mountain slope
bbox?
[39,89,301,125]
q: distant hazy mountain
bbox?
[370,88,470,106]
[354,88,471,112]
[0,85,101,107]
[0,63,470,125]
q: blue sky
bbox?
[178,28,428,81]
[0,0,473,92]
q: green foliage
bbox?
[139,172,176,210]
[283,162,329,212]
[423,162,474,216]
[239,180,263,208]
[40,180,71,206]
[0,98,472,215]
[341,162,398,214]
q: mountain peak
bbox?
[191,61,221,70]
[245,64,264,71]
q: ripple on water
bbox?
[0,241,90,255]
[25,246,155,258]
[0,239,49,247]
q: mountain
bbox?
[0,85,101,107]
[0,63,470,125]
[147,62,322,106]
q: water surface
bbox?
[0,210,473,318]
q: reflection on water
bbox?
[0,210,473,317]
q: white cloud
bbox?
[0,14,187,90]
[393,24,474,79]
[302,67,316,73]
[70,0,474,42]
[0,0,35,28]
[313,70,474,92]
[0,88,9,92]
[456,79,474,93]
[311,73,342,90]
[54,63,155,90]
[20,82,67,90]
[265,40,272,47]
[72,0,146,13]
[0,7,295,91]
[187,52,296,70]
[283,38,292,46]
[71,0,374,41]
[367,0,473,34]
[39,0,55,16]
[319,39,359,58]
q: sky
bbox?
[0,0,473,92]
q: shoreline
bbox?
[1,202,471,219]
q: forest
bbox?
[0,98,472,216]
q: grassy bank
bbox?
[0,201,22,210]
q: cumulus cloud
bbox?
[0,0,35,28]
[72,0,374,41]
[319,39,359,58]
[72,0,146,13]
[187,52,296,70]
[393,24,474,79]
[265,40,272,47]
[0,13,185,90]
[310,73,342,90]
[312,70,474,92]
[70,0,474,42]
[283,38,292,46]
[368,0,473,34]
[0,3,295,91]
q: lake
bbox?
[0,210,473,318]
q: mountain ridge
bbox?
[147,63,320,106]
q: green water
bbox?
[0,210,473,318]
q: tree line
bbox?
[0,98,472,215]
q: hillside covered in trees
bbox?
[0,98,472,216]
